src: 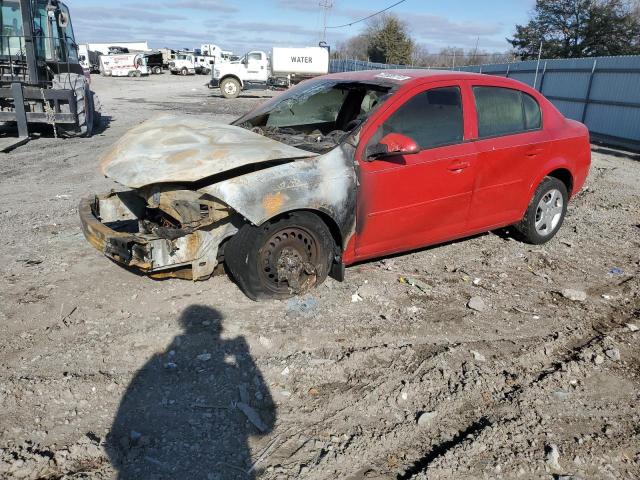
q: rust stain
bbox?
[184,232,201,257]
[209,149,230,160]
[262,192,287,217]
[167,149,198,164]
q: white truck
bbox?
[169,53,197,75]
[101,53,149,77]
[211,47,330,98]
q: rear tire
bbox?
[52,73,95,138]
[225,212,335,300]
[153,66,162,74]
[514,177,568,244]
[220,77,240,99]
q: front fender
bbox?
[198,144,357,247]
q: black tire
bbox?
[203,68,211,75]
[225,212,335,300]
[515,177,568,244]
[220,77,241,99]
[181,67,188,76]
[52,73,95,138]
[153,66,162,75]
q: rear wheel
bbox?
[153,66,162,74]
[515,177,568,244]
[225,212,335,300]
[220,77,240,99]
[52,73,95,138]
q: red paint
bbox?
[339,71,591,265]
[377,133,419,156]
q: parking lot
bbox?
[0,73,639,479]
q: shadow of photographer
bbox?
[107,305,275,479]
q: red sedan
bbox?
[81,70,591,299]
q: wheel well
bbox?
[220,74,243,88]
[547,168,573,196]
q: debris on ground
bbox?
[1,75,638,480]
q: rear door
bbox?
[467,85,548,230]
[355,81,478,260]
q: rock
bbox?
[625,323,639,332]
[280,366,290,376]
[470,350,486,362]
[417,411,437,427]
[286,296,318,315]
[557,476,584,480]
[552,391,571,401]
[561,289,587,302]
[196,353,211,362]
[604,347,620,361]
[593,354,605,365]
[351,292,363,303]
[467,296,487,312]
[356,282,378,300]
[545,443,562,471]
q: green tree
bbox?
[365,14,414,64]
[508,0,640,59]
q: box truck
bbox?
[211,47,329,98]
[101,53,149,77]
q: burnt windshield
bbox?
[234,79,393,153]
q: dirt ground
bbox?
[0,73,639,480]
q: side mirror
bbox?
[366,133,419,160]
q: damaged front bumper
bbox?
[79,191,237,280]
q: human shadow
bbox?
[107,305,276,479]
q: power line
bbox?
[326,0,408,29]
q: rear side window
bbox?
[473,86,541,138]
[382,86,464,149]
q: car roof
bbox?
[323,69,525,89]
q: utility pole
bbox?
[533,40,543,90]
[320,0,334,43]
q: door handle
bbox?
[526,148,543,158]
[448,160,470,172]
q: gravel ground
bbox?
[0,73,639,480]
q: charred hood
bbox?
[100,114,317,188]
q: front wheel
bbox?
[52,73,95,138]
[225,212,335,300]
[181,67,188,76]
[220,77,240,99]
[515,177,568,244]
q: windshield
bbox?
[0,0,23,56]
[235,79,393,153]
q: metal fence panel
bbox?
[330,55,640,149]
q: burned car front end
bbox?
[79,187,239,280]
[80,77,395,288]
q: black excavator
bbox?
[0,0,98,150]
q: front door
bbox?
[355,82,477,260]
[245,51,268,82]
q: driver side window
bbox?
[381,86,464,150]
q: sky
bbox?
[67,0,535,55]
